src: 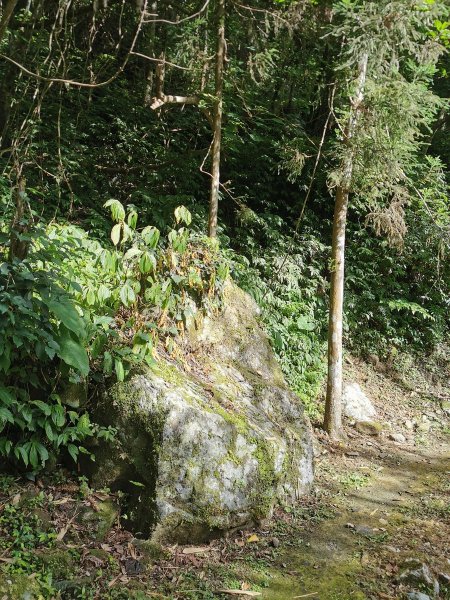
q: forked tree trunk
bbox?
[207,0,225,238]
[324,54,368,439]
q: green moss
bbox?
[0,572,43,600]
[78,499,118,541]
[250,438,278,520]
[37,548,77,580]
[213,404,250,436]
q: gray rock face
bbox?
[407,593,432,600]
[343,383,377,422]
[400,560,439,598]
[88,283,313,542]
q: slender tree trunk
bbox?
[324,54,368,439]
[207,0,225,238]
[144,1,157,106]
[9,178,30,261]
[0,0,18,43]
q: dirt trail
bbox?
[263,437,450,600]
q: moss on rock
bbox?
[85,281,313,542]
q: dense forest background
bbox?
[0,0,449,470]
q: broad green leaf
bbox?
[119,284,136,307]
[174,205,192,226]
[115,359,125,382]
[139,251,156,274]
[104,199,125,222]
[32,400,52,416]
[51,404,66,427]
[0,386,15,406]
[0,407,14,424]
[142,226,160,248]
[57,333,90,376]
[111,223,122,246]
[48,299,85,337]
[67,443,79,462]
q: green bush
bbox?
[0,197,229,472]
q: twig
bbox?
[144,0,210,24]
[0,1,148,89]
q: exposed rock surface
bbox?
[343,382,377,422]
[87,282,314,542]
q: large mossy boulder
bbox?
[88,282,313,542]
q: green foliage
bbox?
[0,492,58,596]
[230,211,329,419]
[0,189,229,470]
[0,222,100,471]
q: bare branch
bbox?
[130,51,190,71]
[150,93,199,110]
[143,0,210,24]
[0,1,148,89]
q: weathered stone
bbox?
[60,380,88,408]
[355,421,383,436]
[342,383,377,423]
[406,593,432,600]
[389,433,406,443]
[400,560,439,597]
[417,421,431,433]
[78,499,119,541]
[405,419,414,430]
[86,282,313,543]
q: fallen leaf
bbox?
[246,534,259,543]
[181,546,211,555]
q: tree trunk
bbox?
[9,178,30,262]
[0,0,18,43]
[324,53,368,439]
[144,1,158,106]
[207,0,225,239]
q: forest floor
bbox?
[0,355,449,600]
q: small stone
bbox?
[354,524,374,536]
[124,558,145,576]
[441,401,450,414]
[355,421,383,436]
[399,561,439,595]
[343,383,377,422]
[389,433,406,443]
[405,420,414,430]
[417,421,431,433]
[271,537,280,548]
[385,545,400,553]
[407,593,432,600]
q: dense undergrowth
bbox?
[0,0,449,470]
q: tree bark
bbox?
[9,178,30,262]
[0,0,18,43]
[207,0,225,238]
[324,53,368,439]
